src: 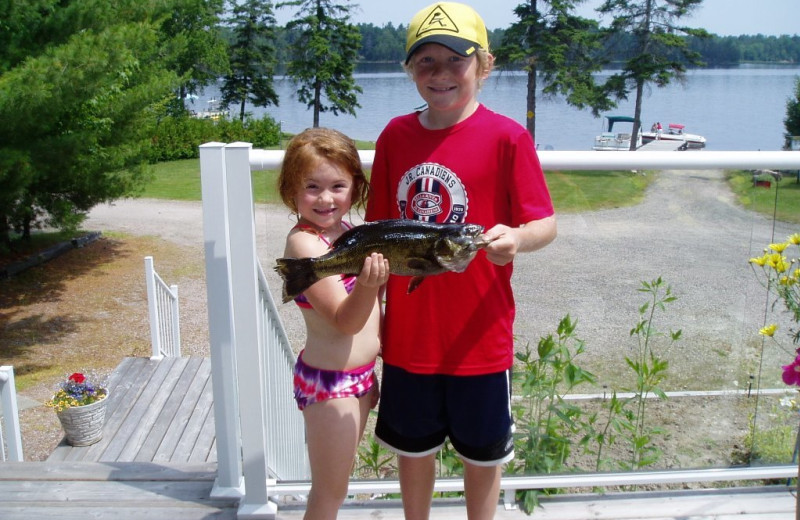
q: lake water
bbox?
[192,64,800,151]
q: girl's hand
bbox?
[357,253,390,288]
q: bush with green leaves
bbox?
[509,315,596,512]
[149,114,281,162]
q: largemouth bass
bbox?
[275,219,491,303]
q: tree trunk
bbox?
[525,0,539,141]
[630,79,645,151]
[526,68,537,141]
[313,80,321,127]
[0,214,10,250]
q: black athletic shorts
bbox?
[375,363,514,466]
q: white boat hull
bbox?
[642,129,706,149]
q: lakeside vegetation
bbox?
[352,24,800,66]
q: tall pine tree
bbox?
[598,0,709,149]
[0,0,185,242]
[221,0,279,122]
[280,0,362,127]
[494,0,624,141]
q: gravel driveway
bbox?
[85,168,797,390]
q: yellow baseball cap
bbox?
[405,2,489,63]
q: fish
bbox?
[274,219,493,303]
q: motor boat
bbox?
[642,123,706,149]
[593,116,642,151]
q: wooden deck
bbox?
[0,356,797,518]
[47,356,216,463]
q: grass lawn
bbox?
[727,170,800,224]
[142,158,658,212]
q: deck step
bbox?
[0,461,238,520]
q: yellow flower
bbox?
[749,255,768,266]
[788,233,800,245]
[765,253,787,271]
[759,324,778,337]
[769,242,789,253]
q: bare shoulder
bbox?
[284,227,329,258]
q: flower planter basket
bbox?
[56,394,108,446]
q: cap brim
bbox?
[405,34,480,63]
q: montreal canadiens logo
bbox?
[397,163,468,223]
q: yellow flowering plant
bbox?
[749,233,800,385]
[45,372,108,412]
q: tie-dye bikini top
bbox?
[292,222,356,309]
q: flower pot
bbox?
[56,393,108,447]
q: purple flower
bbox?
[781,356,800,386]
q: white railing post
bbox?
[199,142,244,497]
[144,256,162,359]
[224,142,276,519]
[0,366,24,461]
[170,283,181,356]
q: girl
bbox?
[277,127,389,520]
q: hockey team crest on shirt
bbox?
[397,163,468,223]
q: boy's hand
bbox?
[481,225,518,266]
[357,253,390,288]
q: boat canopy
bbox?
[668,123,685,130]
[605,115,639,132]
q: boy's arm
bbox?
[481,215,557,266]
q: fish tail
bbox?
[274,257,320,303]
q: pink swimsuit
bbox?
[293,351,377,410]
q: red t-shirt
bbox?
[366,104,554,375]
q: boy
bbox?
[365,3,557,519]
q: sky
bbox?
[279,0,798,37]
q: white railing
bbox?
[256,263,308,480]
[0,366,24,462]
[201,143,800,518]
[144,256,181,359]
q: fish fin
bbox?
[407,258,437,271]
[407,276,426,294]
[274,257,320,303]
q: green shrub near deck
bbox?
[149,115,281,163]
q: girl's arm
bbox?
[302,253,389,335]
[285,230,389,334]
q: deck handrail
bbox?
[202,143,800,518]
[249,148,800,172]
[144,256,181,359]
[0,366,24,462]
[256,262,308,480]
